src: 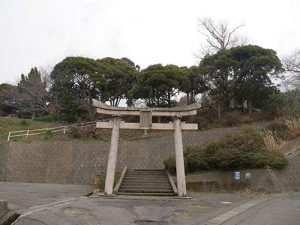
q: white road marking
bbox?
[203,198,270,225]
[12,196,87,224]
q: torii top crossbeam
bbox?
[93,100,201,117]
[93,99,201,130]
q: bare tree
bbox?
[284,50,300,74]
[198,17,248,55]
[282,50,300,89]
[39,65,53,89]
[18,67,50,119]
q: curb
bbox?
[0,211,19,225]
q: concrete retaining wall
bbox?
[186,169,280,193]
[0,127,245,184]
[1,124,298,190]
[0,142,8,181]
[272,150,300,192]
[4,141,124,184]
[0,128,240,184]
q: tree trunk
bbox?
[157,116,161,123]
[31,112,36,120]
[248,100,252,114]
[186,93,190,105]
[168,92,171,108]
[217,101,221,119]
[229,98,235,109]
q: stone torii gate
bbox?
[93,100,200,197]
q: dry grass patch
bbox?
[283,117,300,137]
[260,129,284,153]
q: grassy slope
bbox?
[0,110,274,142]
[0,117,171,142]
[0,117,53,141]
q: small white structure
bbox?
[93,100,200,197]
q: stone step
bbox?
[126,172,166,175]
[124,174,168,177]
[121,180,171,183]
[120,185,172,189]
[117,192,175,196]
[118,188,173,193]
[129,170,165,171]
[128,170,165,172]
[127,171,165,172]
[121,182,171,186]
[123,177,169,180]
[126,172,165,175]
[127,171,166,175]
[119,186,173,190]
[125,175,165,179]
[118,169,175,196]
[122,180,170,184]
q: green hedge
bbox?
[165,129,287,174]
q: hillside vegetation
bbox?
[0,117,171,142]
[0,117,53,141]
[165,129,287,173]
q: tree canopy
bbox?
[50,56,138,121]
[130,64,187,107]
[179,66,209,104]
[200,45,282,109]
[0,44,289,122]
[50,57,101,121]
[96,57,138,106]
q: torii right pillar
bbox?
[173,115,187,197]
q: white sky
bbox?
[0,0,300,84]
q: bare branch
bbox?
[197,17,248,57]
[282,50,300,89]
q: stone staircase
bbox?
[117,170,175,196]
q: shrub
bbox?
[34,115,54,122]
[164,129,287,174]
[193,116,211,131]
[264,92,298,117]
[44,130,53,140]
[19,120,29,126]
[69,125,96,139]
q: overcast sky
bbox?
[0,0,299,84]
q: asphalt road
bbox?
[0,182,93,210]
[221,192,300,225]
[1,182,300,225]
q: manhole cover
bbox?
[134,219,167,225]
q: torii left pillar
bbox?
[174,116,187,197]
[104,116,121,195]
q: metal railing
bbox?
[7,120,108,141]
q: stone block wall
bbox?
[2,137,176,184]
[0,124,279,185]
[273,150,300,192]
[186,169,280,192]
[0,142,9,181]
